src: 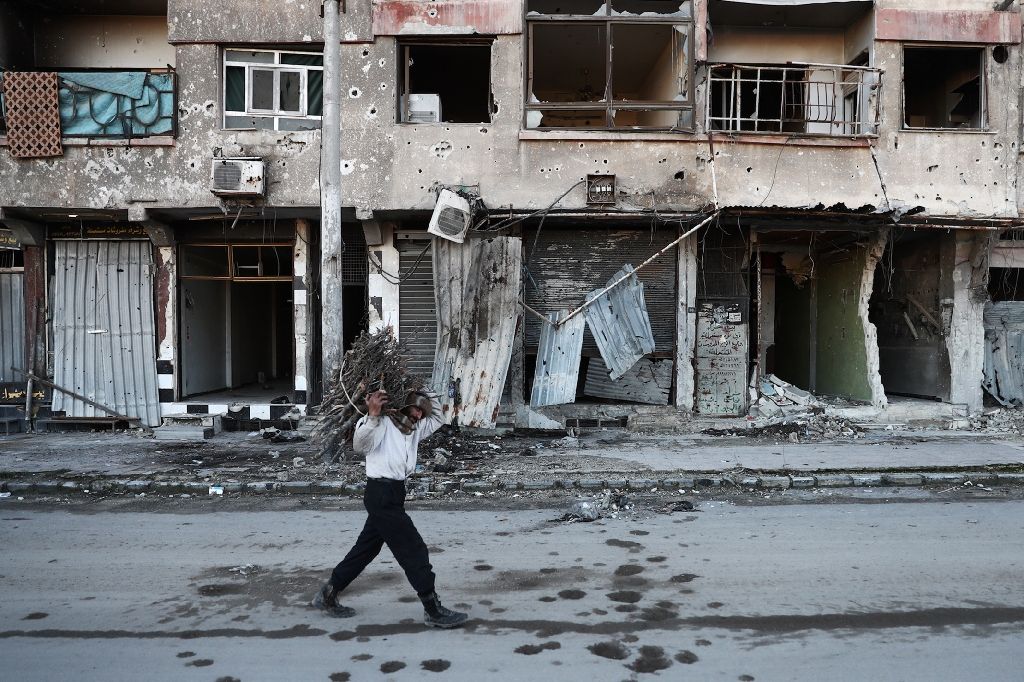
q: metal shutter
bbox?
[51,240,161,426]
[524,227,678,355]
[0,271,25,383]
[398,240,436,384]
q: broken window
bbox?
[903,46,985,129]
[399,42,492,124]
[223,49,323,131]
[180,244,293,281]
[525,1,694,131]
[708,63,881,136]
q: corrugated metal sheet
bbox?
[0,271,25,382]
[51,241,161,426]
[584,265,656,381]
[525,227,677,354]
[530,310,584,408]
[983,301,1024,406]
[431,236,521,428]
[584,357,672,405]
[398,240,436,384]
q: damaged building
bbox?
[1,0,1022,435]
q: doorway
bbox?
[179,243,294,401]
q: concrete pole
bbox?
[320,0,344,397]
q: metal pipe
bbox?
[557,212,717,327]
[321,0,344,397]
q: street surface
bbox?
[1,491,1022,681]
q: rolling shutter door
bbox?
[398,240,436,384]
[525,227,678,356]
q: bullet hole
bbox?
[479,128,488,134]
[674,170,685,180]
[579,143,585,149]
[379,83,387,90]
[349,88,361,98]
[603,159,608,164]
[428,8,438,17]
[362,49,369,57]
[418,169,423,173]
[379,58,386,67]
[466,145,471,150]
[927,165,938,172]
[369,107,377,116]
[746,167,752,173]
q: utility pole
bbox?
[320,0,344,397]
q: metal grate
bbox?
[707,62,882,137]
[341,223,367,285]
[1,72,63,158]
[212,162,243,190]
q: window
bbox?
[903,46,985,130]
[399,42,492,124]
[223,49,323,131]
[707,63,881,137]
[525,0,694,131]
[180,244,293,281]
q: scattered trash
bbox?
[229,564,261,576]
[0,492,10,498]
[292,457,306,467]
[208,485,224,495]
[555,436,581,448]
[554,500,601,523]
[270,451,280,459]
[276,471,290,482]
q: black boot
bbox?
[311,582,355,618]
[420,592,468,629]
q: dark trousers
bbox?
[331,478,436,598]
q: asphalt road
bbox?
[1,492,1022,681]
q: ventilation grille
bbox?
[435,206,469,237]
[212,162,243,190]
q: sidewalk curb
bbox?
[1,470,1021,498]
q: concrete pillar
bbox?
[946,231,990,413]
[294,219,312,406]
[153,245,178,405]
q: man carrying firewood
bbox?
[311,388,468,629]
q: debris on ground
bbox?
[657,500,696,514]
[706,413,864,442]
[554,500,601,523]
[970,407,1024,435]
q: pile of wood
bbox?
[314,327,425,462]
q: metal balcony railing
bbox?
[706,62,882,137]
[0,67,177,139]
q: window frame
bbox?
[179,243,295,283]
[223,48,323,131]
[524,1,695,132]
[397,39,495,125]
[901,43,988,132]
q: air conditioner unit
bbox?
[427,189,472,243]
[405,94,441,123]
[210,158,265,197]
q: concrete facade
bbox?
[1,0,1022,431]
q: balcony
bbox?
[0,68,176,154]
[706,63,882,138]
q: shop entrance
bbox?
[179,243,294,402]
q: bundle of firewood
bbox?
[313,327,426,462]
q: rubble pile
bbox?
[749,374,818,419]
[970,407,1024,434]
[706,413,863,442]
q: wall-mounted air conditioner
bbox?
[405,94,441,123]
[210,158,265,197]
[428,189,471,243]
